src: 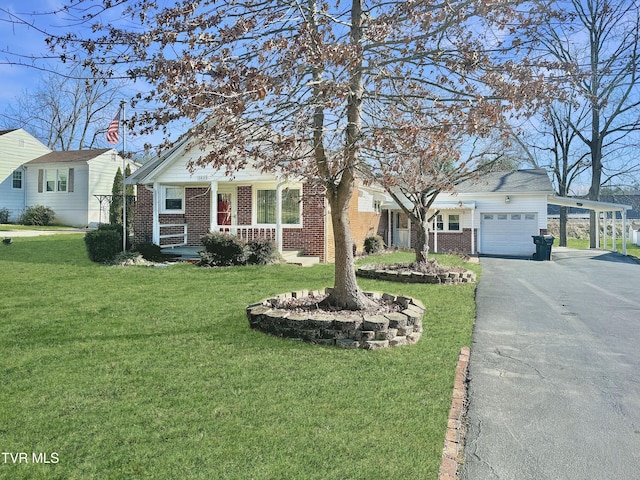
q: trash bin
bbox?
[532,235,555,261]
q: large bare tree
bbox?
[46,0,554,309]
[538,0,640,248]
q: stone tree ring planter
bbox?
[246,288,426,349]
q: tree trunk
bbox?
[559,206,568,247]
[322,195,375,310]
[320,0,374,310]
[414,218,430,264]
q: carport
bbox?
[548,195,633,255]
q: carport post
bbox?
[623,209,628,255]
[612,211,617,252]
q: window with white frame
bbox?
[448,214,460,231]
[435,213,461,231]
[38,168,73,193]
[162,186,184,212]
[256,187,301,225]
[12,170,23,189]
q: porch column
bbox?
[210,180,218,233]
[276,183,283,252]
[433,217,438,253]
[471,208,476,255]
[612,210,617,252]
[152,182,160,244]
[387,209,392,248]
[596,211,601,249]
[623,208,628,255]
[603,212,608,250]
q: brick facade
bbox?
[134,181,331,261]
[133,186,153,245]
[382,211,477,254]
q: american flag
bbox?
[106,109,121,145]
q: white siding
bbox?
[154,149,278,184]
[0,130,51,221]
[25,162,89,226]
[88,151,127,225]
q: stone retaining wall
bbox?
[246,288,425,349]
[356,266,477,284]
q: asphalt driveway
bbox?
[462,248,640,480]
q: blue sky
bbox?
[0,0,159,154]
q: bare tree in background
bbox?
[537,0,640,248]
[2,66,122,150]
[44,0,555,309]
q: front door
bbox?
[217,193,232,226]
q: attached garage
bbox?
[480,212,539,256]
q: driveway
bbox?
[462,248,640,480]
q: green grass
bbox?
[565,237,640,256]
[0,237,477,479]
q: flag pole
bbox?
[121,100,127,252]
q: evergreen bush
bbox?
[363,235,385,255]
[84,227,122,263]
[246,238,280,265]
[0,208,10,224]
[199,232,247,266]
[20,205,56,226]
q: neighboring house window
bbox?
[448,214,460,231]
[46,169,56,191]
[12,170,22,189]
[373,200,381,214]
[436,214,444,231]
[57,170,68,192]
[163,186,184,212]
[257,188,301,225]
[39,169,71,193]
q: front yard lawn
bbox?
[0,236,477,479]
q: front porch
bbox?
[382,202,478,254]
[133,180,326,262]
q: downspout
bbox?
[150,183,159,245]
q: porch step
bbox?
[282,250,321,267]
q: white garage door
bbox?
[480,213,539,256]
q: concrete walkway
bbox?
[462,249,640,479]
[0,228,87,237]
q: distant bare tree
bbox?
[2,66,123,150]
[538,0,640,247]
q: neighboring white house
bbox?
[0,129,52,221]
[24,149,134,227]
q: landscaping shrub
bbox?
[364,235,385,255]
[0,207,10,224]
[199,232,247,266]
[20,205,55,226]
[246,238,281,265]
[84,224,123,263]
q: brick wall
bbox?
[428,228,476,254]
[237,186,252,225]
[286,182,326,261]
[134,185,153,245]
[184,187,210,245]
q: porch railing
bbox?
[214,226,276,242]
[159,223,188,247]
